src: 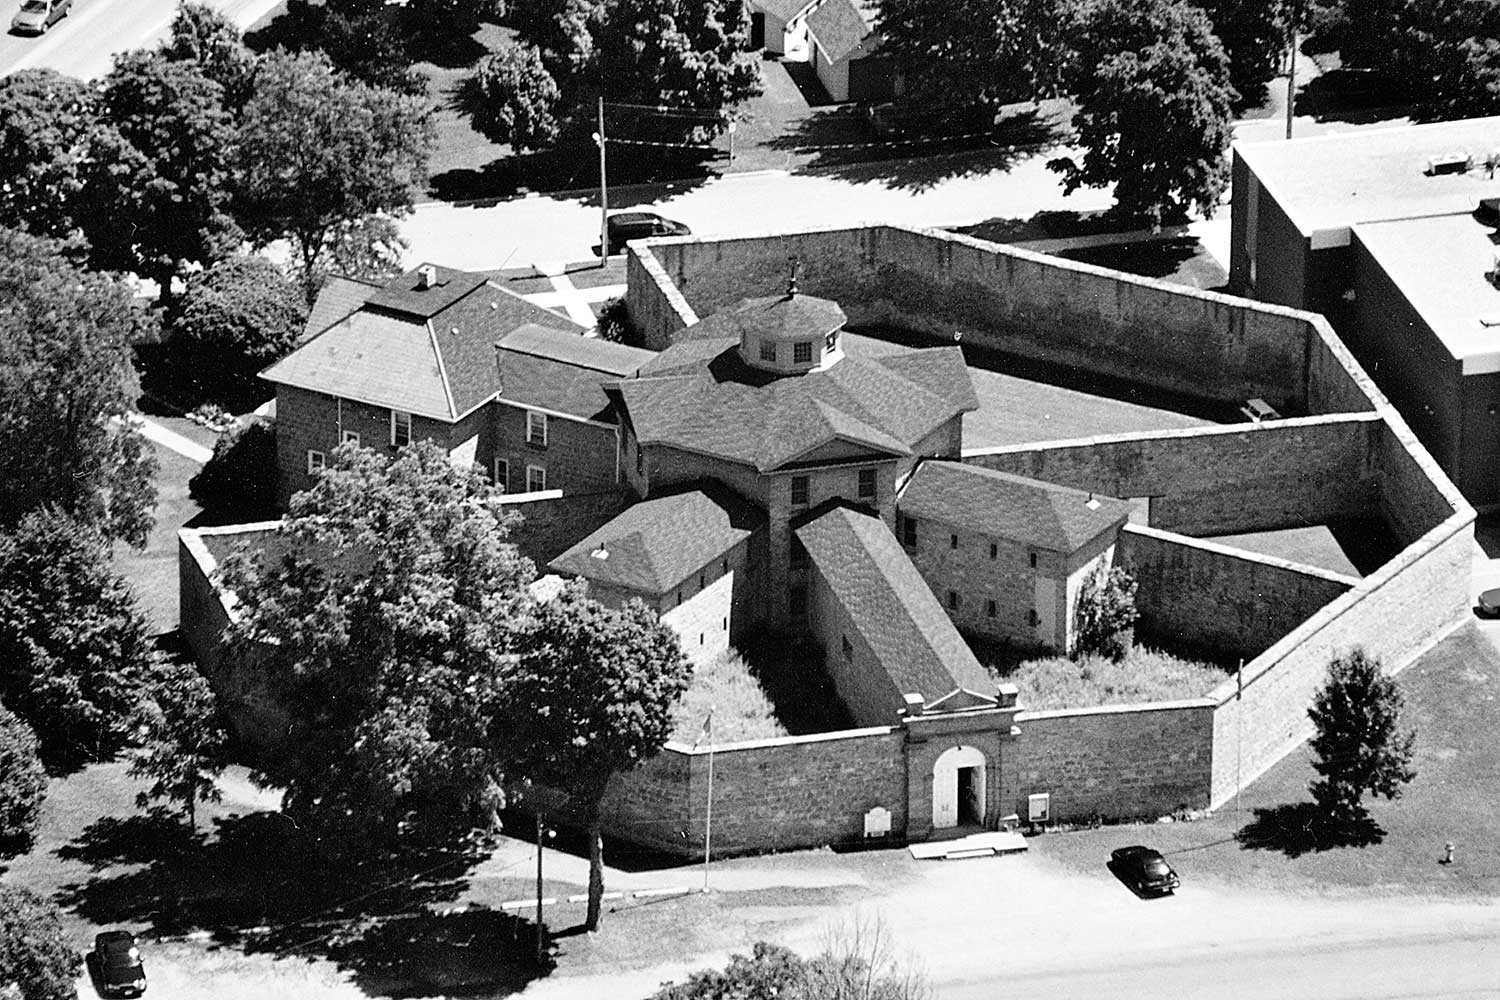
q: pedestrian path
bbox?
[126,413,213,464]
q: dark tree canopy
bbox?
[876,0,1067,109]
[0,885,82,1000]
[233,49,435,301]
[0,69,99,240]
[505,584,691,929]
[0,510,158,773]
[1071,566,1139,662]
[1196,0,1287,108]
[1051,0,1235,224]
[84,51,241,297]
[466,41,562,150]
[219,441,534,854]
[160,1,259,109]
[172,254,308,399]
[0,228,158,547]
[189,421,279,519]
[0,701,47,860]
[1308,648,1417,822]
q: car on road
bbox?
[9,0,72,35]
[606,212,691,255]
[1109,845,1180,896]
[1479,587,1500,617]
[91,930,147,998]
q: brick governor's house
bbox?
[182,223,1473,857]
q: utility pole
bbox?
[1285,4,1300,139]
[595,97,609,266]
[1235,660,1244,824]
[535,810,545,964]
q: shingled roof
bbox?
[807,0,878,63]
[301,275,380,345]
[549,485,763,596]
[682,292,846,345]
[611,336,976,472]
[796,506,995,709]
[497,325,656,420]
[262,265,583,421]
[900,461,1133,553]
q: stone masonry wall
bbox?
[963,415,1383,537]
[633,226,1373,414]
[500,489,632,566]
[1117,524,1356,662]
[1014,701,1216,822]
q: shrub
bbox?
[595,296,637,344]
[465,41,560,151]
[171,252,307,401]
[189,421,278,517]
[0,701,46,859]
[1071,566,1138,662]
[1309,648,1417,822]
[0,884,82,1000]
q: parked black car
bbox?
[92,930,147,998]
[605,212,691,255]
[1109,845,1180,896]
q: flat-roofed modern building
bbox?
[1231,118,1500,505]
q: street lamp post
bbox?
[594,97,609,267]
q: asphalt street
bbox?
[0,0,280,80]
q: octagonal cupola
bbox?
[736,266,847,375]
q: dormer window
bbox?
[793,341,813,364]
[759,341,776,363]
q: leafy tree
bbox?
[0,227,158,547]
[1308,648,1416,823]
[0,885,81,1000]
[233,50,435,302]
[876,0,1067,110]
[0,701,47,859]
[129,662,229,831]
[649,942,809,1000]
[1438,35,1500,118]
[587,0,761,115]
[1196,0,1287,108]
[1050,0,1235,226]
[510,0,606,83]
[0,69,100,240]
[160,1,259,109]
[504,584,691,930]
[595,296,636,344]
[1071,566,1138,662]
[189,421,279,518]
[466,41,562,150]
[0,510,158,773]
[172,254,308,400]
[218,441,534,855]
[83,52,241,300]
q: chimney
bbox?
[416,264,437,290]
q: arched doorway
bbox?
[932,745,986,830]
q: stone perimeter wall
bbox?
[628,226,1379,417]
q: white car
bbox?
[10,0,72,35]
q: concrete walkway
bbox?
[125,414,213,464]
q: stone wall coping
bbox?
[630,243,698,328]
[960,411,1384,460]
[1218,508,1472,707]
[660,724,899,756]
[182,520,284,538]
[1017,698,1217,723]
[1120,523,1361,587]
[179,526,249,626]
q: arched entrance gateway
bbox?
[931,745,986,829]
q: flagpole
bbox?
[1235,659,1244,825]
[701,706,714,892]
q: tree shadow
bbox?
[1058,237,1228,291]
[1294,69,1416,126]
[1236,802,1386,858]
[427,141,720,204]
[56,810,201,872]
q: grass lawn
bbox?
[1028,625,1500,896]
[982,646,1228,710]
[672,650,788,745]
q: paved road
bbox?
[0,0,280,81]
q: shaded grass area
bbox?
[1028,625,1500,896]
[1059,237,1228,291]
[111,440,207,634]
[672,649,788,745]
[738,638,855,736]
[980,645,1227,710]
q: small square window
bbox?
[791,475,809,507]
[721,558,729,573]
[494,459,509,491]
[759,341,776,363]
[986,599,997,618]
[526,410,548,446]
[950,533,959,550]
[857,468,877,500]
[989,543,998,560]
[699,572,706,589]
[390,409,411,448]
[1029,552,1038,568]
[947,590,960,610]
[526,464,547,492]
[341,430,360,446]
[1028,609,1040,626]
[901,516,917,548]
[306,450,326,474]
[841,634,854,660]
[793,341,813,364]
